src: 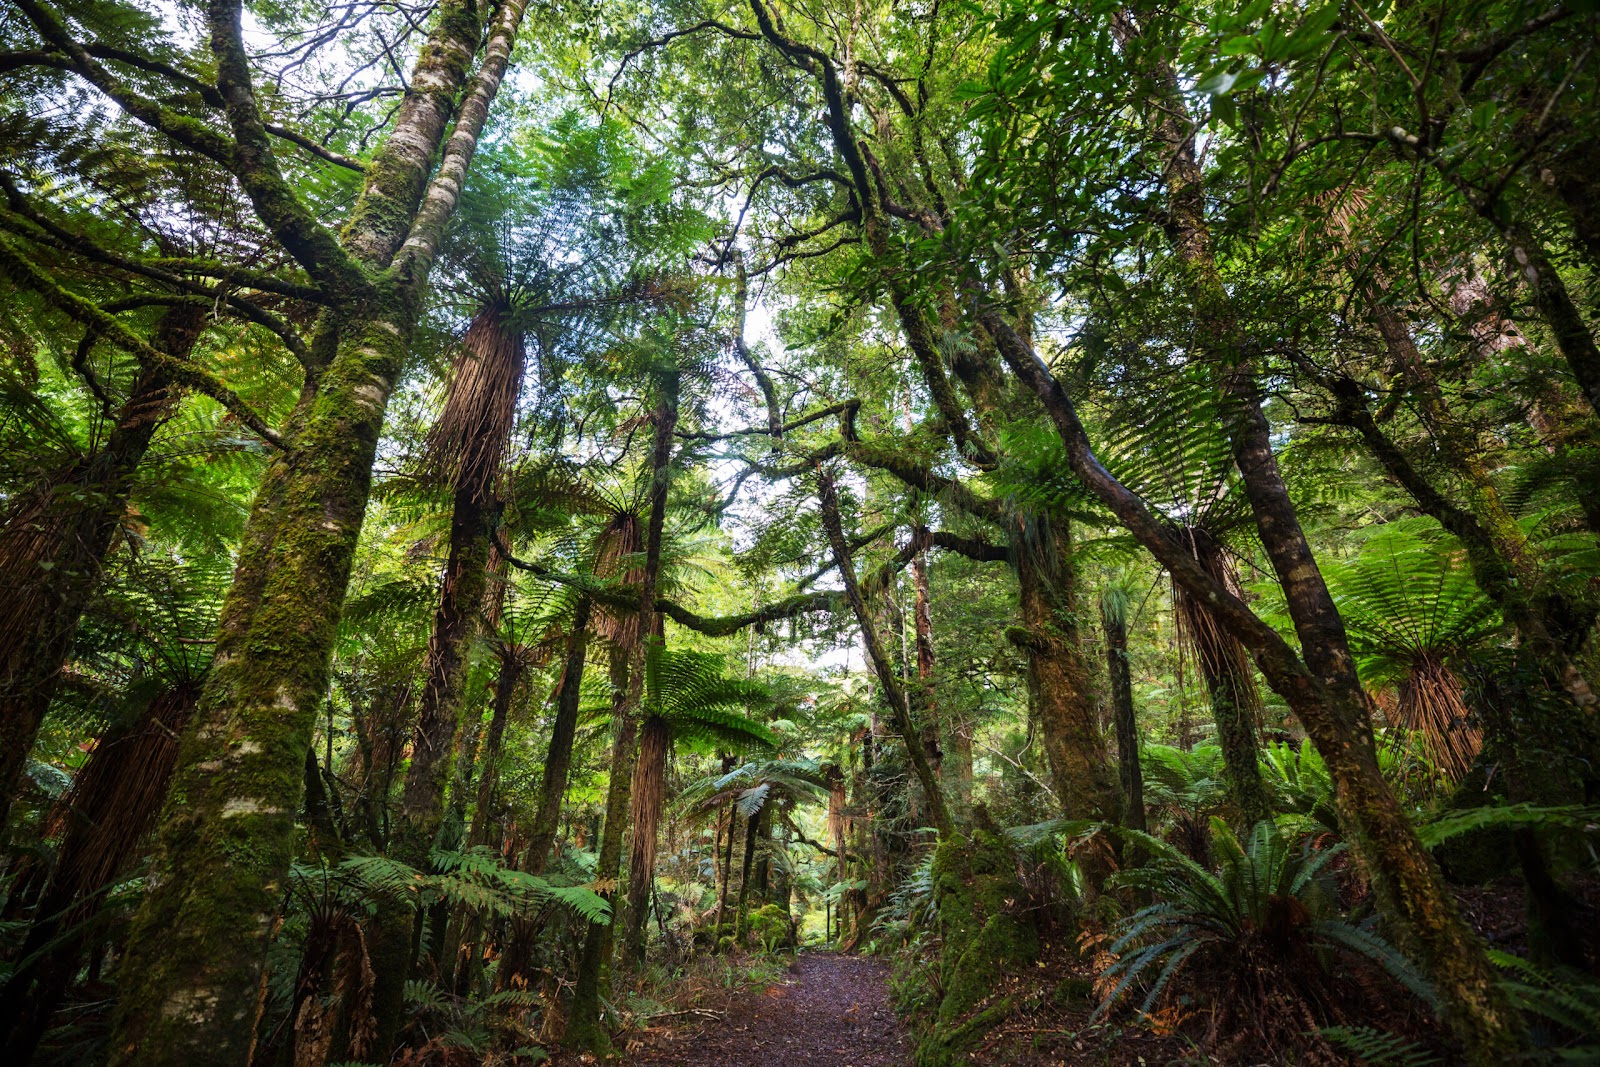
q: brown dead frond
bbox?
[422,301,526,503]
[1397,654,1482,783]
[45,681,200,910]
[592,508,644,651]
[1172,527,1263,727]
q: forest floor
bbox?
[561,952,910,1066]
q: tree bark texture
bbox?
[108,0,530,1057]
[982,302,1522,1064]
[1010,515,1120,825]
[1100,596,1146,833]
[1175,528,1272,827]
[525,601,592,875]
[570,369,676,1045]
[622,713,670,968]
[0,682,199,1060]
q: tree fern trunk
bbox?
[622,714,670,969]
[524,601,592,876]
[569,369,676,1047]
[0,305,202,832]
[0,681,199,1060]
[564,660,639,1054]
[1176,529,1271,828]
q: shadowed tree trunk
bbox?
[1078,15,1522,1055]
[0,305,203,831]
[569,366,677,1050]
[1010,514,1120,825]
[372,302,524,1047]
[622,713,670,968]
[490,602,591,997]
[816,465,952,836]
[524,600,593,875]
[0,681,200,1060]
[1100,591,1145,833]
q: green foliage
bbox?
[290,847,611,925]
[1320,520,1501,685]
[1098,821,1437,1026]
[1415,805,1600,852]
[645,644,776,752]
[1490,952,1600,1060]
[1319,1026,1441,1066]
[1140,741,1228,818]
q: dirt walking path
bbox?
[625,952,910,1066]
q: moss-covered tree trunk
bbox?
[107,0,530,1057]
[469,647,524,848]
[371,482,497,1046]
[915,806,1039,1067]
[1010,515,1120,825]
[732,801,762,941]
[0,305,202,831]
[1086,17,1523,1055]
[400,487,496,858]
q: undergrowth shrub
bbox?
[1095,820,1437,1063]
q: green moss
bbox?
[912,808,1039,1067]
[748,903,796,953]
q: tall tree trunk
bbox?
[0,681,200,1060]
[910,544,944,784]
[524,601,592,875]
[398,486,497,862]
[1100,594,1145,833]
[1086,19,1522,1053]
[622,714,670,968]
[444,648,528,992]
[983,306,1522,1064]
[0,305,202,830]
[733,803,762,941]
[108,0,530,1057]
[569,367,677,1049]
[564,657,639,1052]
[716,800,738,941]
[370,482,497,1046]
[1010,515,1120,824]
[490,627,589,999]
[816,467,952,835]
[469,647,525,847]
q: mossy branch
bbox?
[205,0,370,297]
[0,233,283,448]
